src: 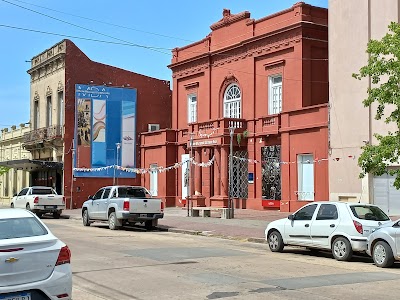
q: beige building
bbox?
[0,125,31,205]
[329,0,400,215]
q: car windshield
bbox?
[0,217,48,240]
[31,188,56,195]
[118,187,148,198]
[350,205,390,221]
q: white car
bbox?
[366,220,399,268]
[265,202,391,261]
[0,209,72,300]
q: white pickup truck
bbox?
[81,185,164,230]
[11,186,66,218]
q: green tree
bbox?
[0,166,10,176]
[353,22,400,188]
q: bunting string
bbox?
[232,155,356,164]
[73,155,216,173]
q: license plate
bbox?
[140,214,147,218]
[0,292,31,300]
[45,206,57,209]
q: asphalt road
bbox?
[44,218,400,300]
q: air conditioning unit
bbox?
[148,124,160,132]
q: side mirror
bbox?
[88,195,92,200]
[288,214,294,221]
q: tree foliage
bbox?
[353,22,400,188]
[0,166,10,176]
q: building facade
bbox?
[329,0,400,215]
[0,125,31,205]
[21,40,171,208]
[142,3,329,212]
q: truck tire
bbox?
[10,203,14,208]
[145,220,158,230]
[82,209,91,226]
[108,212,121,230]
[36,212,43,218]
[26,203,31,211]
[53,211,61,219]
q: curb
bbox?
[165,228,267,244]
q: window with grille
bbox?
[224,84,241,118]
[268,75,282,115]
[187,94,197,123]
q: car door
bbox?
[97,188,111,220]
[89,188,105,220]
[284,203,318,246]
[310,203,339,249]
[15,188,29,208]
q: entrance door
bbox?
[181,154,190,200]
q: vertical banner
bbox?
[74,84,137,178]
[92,99,107,167]
[121,99,136,167]
[76,99,91,168]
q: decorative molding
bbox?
[57,81,64,92]
[210,9,251,31]
[34,91,40,102]
[264,59,285,69]
[172,62,209,78]
[46,86,52,97]
[184,82,199,89]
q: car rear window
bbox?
[350,205,390,221]
[118,187,148,198]
[31,188,56,195]
[0,217,48,240]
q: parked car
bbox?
[366,220,400,268]
[11,186,65,219]
[265,201,391,261]
[81,185,164,230]
[0,209,72,300]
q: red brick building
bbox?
[141,3,328,212]
[23,40,171,208]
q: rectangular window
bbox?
[187,94,197,123]
[297,154,314,201]
[47,96,52,127]
[58,91,64,126]
[268,75,282,115]
[34,101,39,130]
[149,164,158,196]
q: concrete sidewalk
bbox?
[63,207,289,243]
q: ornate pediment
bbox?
[210,9,251,31]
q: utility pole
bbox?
[70,147,75,210]
[116,143,121,185]
[228,127,235,219]
[188,133,194,217]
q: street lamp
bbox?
[114,143,121,185]
[188,133,194,217]
[228,127,235,219]
[70,148,75,210]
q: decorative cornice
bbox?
[172,62,209,79]
[46,86,52,97]
[184,82,200,89]
[210,9,251,31]
[264,59,285,69]
[57,81,64,92]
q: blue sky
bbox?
[0,0,328,128]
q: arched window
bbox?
[223,83,241,118]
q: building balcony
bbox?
[23,125,63,148]
[255,115,281,136]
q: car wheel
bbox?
[108,212,121,230]
[82,209,91,226]
[26,203,31,211]
[268,230,284,252]
[10,203,14,208]
[373,241,395,268]
[53,212,61,219]
[332,237,353,261]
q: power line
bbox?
[0,24,171,54]
[0,0,169,55]
[7,0,195,43]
